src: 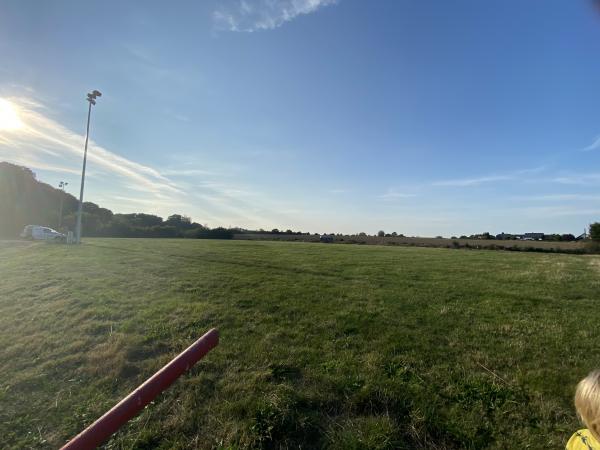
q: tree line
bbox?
[2,162,599,243]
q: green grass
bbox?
[1,238,599,449]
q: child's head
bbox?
[575,370,600,440]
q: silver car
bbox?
[20,225,66,241]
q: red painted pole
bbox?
[61,328,219,450]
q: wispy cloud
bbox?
[551,173,600,186]
[2,97,183,198]
[432,175,511,187]
[512,205,600,218]
[512,193,600,202]
[120,43,191,89]
[432,167,545,188]
[378,189,417,200]
[162,168,216,177]
[214,0,338,32]
[582,134,600,152]
[163,107,191,123]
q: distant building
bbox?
[522,232,545,241]
[494,232,547,240]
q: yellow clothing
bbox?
[567,429,600,450]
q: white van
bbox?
[20,225,66,241]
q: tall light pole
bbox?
[58,181,68,229]
[75,90,102,244]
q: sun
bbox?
[0,98,24,131]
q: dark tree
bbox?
[591,223,600,241]
[118,213,163,227]
[0,162,78,236]
[166,214,190,226]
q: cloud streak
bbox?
[513,205,600,218]
[0,97,182,199]
[378,189,417,200]
[512,193,600,202]
[582,135,600,152]
[214,0,338,32]
[432,167,545,187]
[432,175,512,187]
[551,175,600,186]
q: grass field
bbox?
[1,239,599,449]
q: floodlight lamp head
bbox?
[92,90,102,97]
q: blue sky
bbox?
[1,0,600,236]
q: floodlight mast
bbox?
[75,90,102,244]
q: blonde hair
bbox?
[575,370,600,442]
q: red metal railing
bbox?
[61,328,219,450]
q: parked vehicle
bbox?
[20,225,66,241]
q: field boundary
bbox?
[234,233,588,253]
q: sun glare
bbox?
[0,98,24,131]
